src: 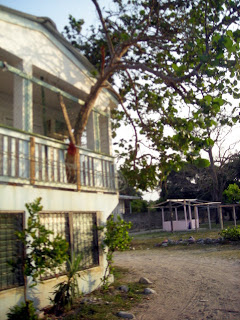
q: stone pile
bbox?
[156,236,225,247]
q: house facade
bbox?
[0,5,118,319]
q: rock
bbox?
[118,285,129,292]
[168,239,175,245]
[139,277,153,284]
[36,310,45,319]
[161,242,168,247]
[108,273,114,284]
[81,297,89,304]
[188,236,195,244]
[196,239,205,244]
[204,238,213,244]
[144,288,156,295]
[116,311,135,319]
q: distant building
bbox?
[112,195,140,219]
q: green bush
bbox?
[7,301,37,320]
[223,183,240,204]
[219,226,240,241]
[99,215,132,288]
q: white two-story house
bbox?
[0,5,118,319]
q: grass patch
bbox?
[158,242,240,260]
[45,267,148,320]
[131,229,221,250]
[129,229,240,260]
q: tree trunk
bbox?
[207,147,220,223]
[74,78,108,145]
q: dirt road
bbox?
[114,247,240,320]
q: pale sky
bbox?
[0,0,110,33]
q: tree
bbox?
[160,163,212,200]
[161,152,240,202]
[64,0,240,190]
[223,183,240,203]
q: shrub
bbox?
[219,226,240,241]
[7,301,37,320]
[8,198,69,319]
[99,215,132,288]
[223,183,240,204]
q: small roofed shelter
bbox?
[112,195,140,219]
[151,199,221,232]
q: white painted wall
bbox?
[0,184,118,320]
[163,219,199,231]
[0,185,118,222]
[0,10,116,108]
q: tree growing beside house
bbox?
[63,0,240,190]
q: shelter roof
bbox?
[151,199,221,209]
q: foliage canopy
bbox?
[64,0,240,190]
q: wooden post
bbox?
[184,200,188,229]
[219,206,223,230]
[196,206,199,229]
[233,206,237,227]
[68,212,74,258]
[194,206,198,232]
[207,205,211,230]
[169,201,174,233]
[15,138,19,178]
[175,207,178,221]
[7,136,11,176]
[188,202,192,229]
[161,208,165,229]
[76,150,81,191]
[30,137,35,185]
[148,207,151,229]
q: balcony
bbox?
[0,125,117,193]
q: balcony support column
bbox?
[87,111,101,152]
[13,62,33,132]
[30,136,35,185]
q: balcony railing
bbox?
[0,126,117,192]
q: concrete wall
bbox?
[124,211,163,232]
[163,219,199,231]
[0,185,118,222]
[0,184,118,319]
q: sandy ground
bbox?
[114,247,240,320]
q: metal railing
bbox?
[0,126,117,192]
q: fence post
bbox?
[194,206,198,232]
[219,206,223,230]
[76,150,81,191]
[233,206,237,227]
[207,205,211,230]
[30,137,35,185]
